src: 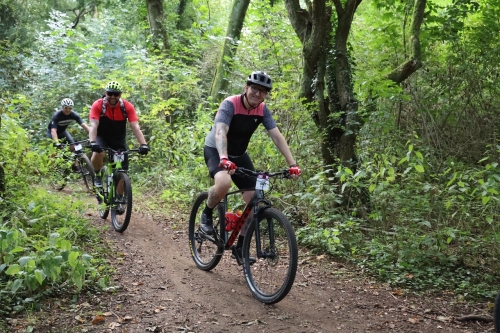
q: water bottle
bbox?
[225,210,242,231]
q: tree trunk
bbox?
[285,0,425,166]
[146,0,170,54]
[284,0,362,170]
[284,0,336,169]
[177,0,194,30]
[210,0,251,103]
[386,0,426,84]
[331,0,362,166]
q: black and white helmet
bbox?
[246,71,272,91]
[61,98,74,107]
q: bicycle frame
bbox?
[221,188,272,252]
[97,149,133,204]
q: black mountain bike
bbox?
[50,139,95,192]
[189,167,298,304]
[95,147,139,233]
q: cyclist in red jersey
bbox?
[88,81,149,188]
[201,71,302,261]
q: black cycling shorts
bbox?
[204,146,256,190]
[96,136,129,171]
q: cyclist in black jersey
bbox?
[201,71,302,260]
[88,81,149,188]
[47,98,90,147]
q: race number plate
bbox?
[113,153,125,162]
[255,174,269,190]
[74,143,82,152]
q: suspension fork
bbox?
[248,190,273,258]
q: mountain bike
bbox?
[50,139,95,192]
[188,167,298,304]
[95,147,139,233]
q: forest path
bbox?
[8,188,495,333]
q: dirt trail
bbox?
[7,190,495,332]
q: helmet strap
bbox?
[243,92,259,111]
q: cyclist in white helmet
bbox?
[47,98,90,147]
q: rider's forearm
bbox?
[81,123,91,133]
[130,122,147,145]
[277,143,296,166]
[89,119,99,141]
[215,122,229,157]
[269,129,297,166]
[51,129,59,142]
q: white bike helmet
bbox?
[61,98,74,107]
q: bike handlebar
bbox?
[56,139,90,148]
[99,147,140,154]
[235,167,291,179]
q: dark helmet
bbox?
[105,81,122,93]
[246,71,272,91]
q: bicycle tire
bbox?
[50,167,68,191]
[188,192,224,271]
[242,207,298,304]
[495,291,500,332]
[78,154,95,193]
[98,166,109,219]
[111,171,132,233]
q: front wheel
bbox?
[77,154,95,193]
[111,171,132,233]
[188,192,224,271]
[242,207,298,305]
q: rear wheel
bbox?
[188,192,224,271]
[77,154,95,193]
[111,171,132,233]
[98,166,109,219]
[242,207,298,304]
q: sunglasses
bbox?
[249,85,268,96]
[107,92,121,97]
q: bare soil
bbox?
[3,190,496,333]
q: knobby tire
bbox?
[242,207,298,304]
[78,154,95,193]
[111,171,132,233]
[188,192,224,271]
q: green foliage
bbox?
[0,116,108,314]
[1,0,500,306]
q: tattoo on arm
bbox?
[215,122,229,155]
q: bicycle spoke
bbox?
[111,172,132,232]
[78,154,95,193]
[243,208,298,304]
[188,192,224,271]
